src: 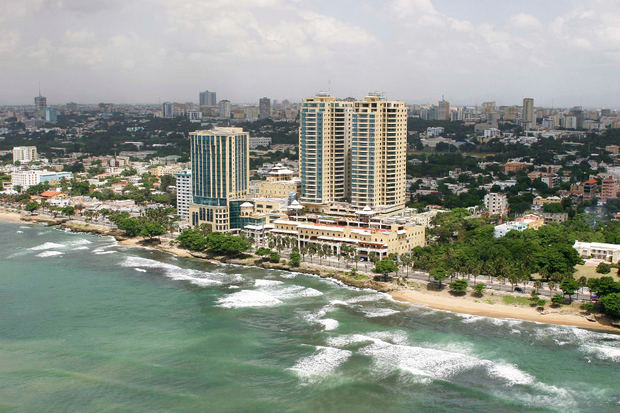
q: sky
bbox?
[2,0,620,108]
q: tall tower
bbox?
[437,98,450,121]
[299,94,352,204]
[34,88,47,113]
[199,90,217,106]
[259,97,271,119]
[522,97,534,127]
[349,94,407,213]
[189,127,249,231]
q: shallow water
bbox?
[1,221,619,412]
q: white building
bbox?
[573,241,620,263]
[484,192,508,215]
[11,170,72,190]
[249,136,272,149]
[483,128,501,139]
[174,170,192,221]
[426,127,444,137]
[13,146,38,163]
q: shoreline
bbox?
[2,207,618,333]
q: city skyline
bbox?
[2,0,620,107]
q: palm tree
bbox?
[300,246,308,262]
[578,276,587,294]
[533,280,542,294]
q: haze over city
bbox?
[2,0,620,107]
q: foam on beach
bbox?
[290,346,352,382]
[121,256,234,287]
[217,278,323,309]
[30,242,65,251]
[36,250,64,258]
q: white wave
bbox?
[488,363,535,386]
[73,246,89,251]
[36,250,64,258]
[290,346,352,382]
[327,332,536,387]
[254,279,283,287]
[121,256,231,287]
[94,251,115,255]
[16,230,23,234]
[19,225,30,229]
[217,290,283,308]
[67,239,92,247]
[134,268,147,273]
[30,242,65,251]
[361,308,400,318]
[317,318,339,331]
[279,272,297,279]
[580,344,620,362]
[229,285,240,289]
[533,325,620,363]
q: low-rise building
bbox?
[573,241,620,263]
[494,215,544,238]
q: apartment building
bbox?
[12,146,38,163]
[174,170,192,221]
[484,192,509,215]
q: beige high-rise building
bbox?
[12,146,38,163]
[522,98,535,127]
[299,93,408,214]
[349,94,407,213]
[188,127,249,231]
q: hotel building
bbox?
[188,128,250,231]
[299,93,407,215]
[174,170,192,221]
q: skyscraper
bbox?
[34,94,47,112]
[199,90,217,106]
[436,98,450,121]
[188,127,249,231]
[522,98,534,127]
[299,94,352,204]
[44,107,57,122]
[175,170,192,221]
[349,94,407,212]
[299,93,408,213]
[259,97,271,119]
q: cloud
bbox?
[507,13,542,30]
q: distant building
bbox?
[522,97,534,127]
[12,146,38,163]
[484,192,508,215]
[483,128,500,139]
[504,161,531,174]
[34,93,47,112]
[174,170,192,221]
[44,107,57,123]
[601,177,619,201]
[249,136,272,149]
[436,99,450,121]
[259,97,271,119]
[494,215,544,238]
[218,100,231,119]
[162,102,174,118]
[583,179,598,201]
[426,127,444,137]
[199,90,217,106]
[11,170,71,189]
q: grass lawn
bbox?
[502,295,532,306]
[573,264,620,281]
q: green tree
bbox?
[449,279,468,294]
[430,267,448,288]
[472,283,485,296]
[596,262,611,274]
[177,229,207,251]
[289,251,301,267]
[551,293,565,307]
[587,276,620,297]
[373,258,398,279]
[600,293,620,317]
[116,216,142,237]
[269,251,281,263]
[255,247,272,257]
[25,201,39,213]
[61,206,75,216]
[560,277,579,302]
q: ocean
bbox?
[1,221,619,412]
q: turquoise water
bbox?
[1,221,619,412]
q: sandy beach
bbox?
[1,208,618,333]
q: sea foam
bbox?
[30,242,65,251]
[121,256,234,287]
[290,346,352,382]
[36,250,64,258]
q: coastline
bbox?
[2,207,618,333]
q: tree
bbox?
[551,293,565,307]
[205,232,251,256]
[14,185,22,193]
[140,220,166,240]
[596,262,611,274]
[600,293,620,317]
[472,283,485,296]
[160,174,176,192]
[587,276,620,297]
[269,251,281,263]
[289,251,301,267]
[560,277,579,302]
[61,206,75,216]
[255,247,272,257]
[373,258,398,279]
[116,217,142,237]
[449,279,468,294]
[430,267,448,288]
[25,201,39,213]
[177,229,207,251]
[121,167,137,176]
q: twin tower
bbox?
[299,93,408,214]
